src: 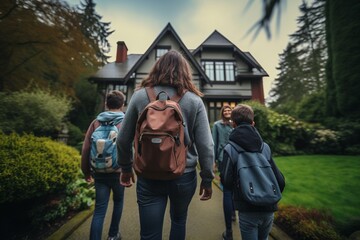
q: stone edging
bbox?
[46,205,94,240]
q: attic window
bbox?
[202,61,235,82]
[155,47,170,60]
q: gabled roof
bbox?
[124,23,211,84]
[89,54,142,83]
[192,30,267,76]
[196,30,234,48]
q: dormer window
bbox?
[202,61,235,82]
[155,47,170,60]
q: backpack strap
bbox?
[170,90,187,103]
[228,141,245,153]
[228,140,264,153]
[145,87,157,102]
[145,86,187,103]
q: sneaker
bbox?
[222,230,233,240]
[108,232,121,240]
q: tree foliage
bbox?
[0,89,72,137]
[245,0,283,39]
[0,0,102,95]
[325,0,360,118]
[255,0,360,120]
[269,0,327,120]
[0,0,114,134]
[77,0,114,63]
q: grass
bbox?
[275,155,360,228]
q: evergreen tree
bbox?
[254,0,360,119]
[269,43,305,115]
[269,0,326,119]
[77,0,114,64]
[290,0,326,93]
[325,0,360,118]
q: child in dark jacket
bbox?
[220,104,285,240]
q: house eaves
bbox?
[89,54,142,83]
[244,52,269,77]
[124,23,211,85]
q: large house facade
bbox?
[89,23,268,123]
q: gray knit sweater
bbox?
[116,85,215,187]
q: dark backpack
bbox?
[90,121,120,173]
[134,87,187,180]
[224,141,283,206]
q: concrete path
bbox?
[66,171,243,240]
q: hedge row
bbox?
[0,132,80,204]
[246,101,343,155]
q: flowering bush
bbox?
[245,101,341,155]
[275,205,342,240]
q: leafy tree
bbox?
[295,90,326,122]
[0,89,72,137]
[0,0,101,96]
[77,0,114,63]
[69,76,100,131]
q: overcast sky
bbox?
[68,0,303,100]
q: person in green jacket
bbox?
[212,104,235,240]
[212,104,233,170]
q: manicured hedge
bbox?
[245,101,342,155]
[0,132,80,204]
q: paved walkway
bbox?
[55,171,289,239]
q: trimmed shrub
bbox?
[0,89,72,137]
[245,101,311,155]
[275,205,342,240]
[244,101,343,155]
[0,132,80,204]
[67,122,85,152]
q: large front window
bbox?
[203,61,235,82]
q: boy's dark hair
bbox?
[106,90,125,110]
[231,104,254,125]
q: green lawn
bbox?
[275,155,360,227]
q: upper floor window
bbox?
[156,47,170,60]
[203,61,235,82]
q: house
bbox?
[89,23,268,123]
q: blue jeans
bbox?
[136,171,197,240]
[223,186,235,231]
[90,177,125,240]
[238,211,274,240]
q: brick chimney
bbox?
[116,41,128,63]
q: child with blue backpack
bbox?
[81,90,125,240]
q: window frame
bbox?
[155,46,171,60]
[202,60,236,82]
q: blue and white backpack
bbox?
[90,121,120,173]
